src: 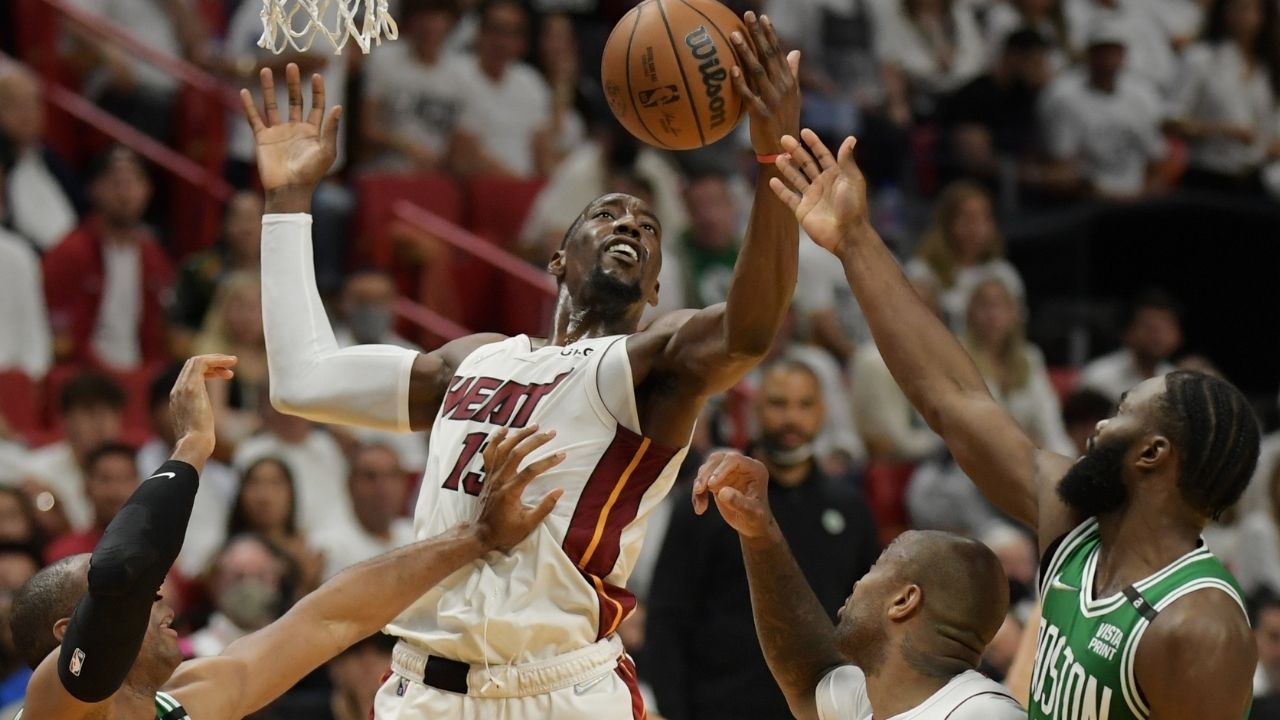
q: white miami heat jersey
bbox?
[387,334,689,664]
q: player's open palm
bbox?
[769,130,869,258]
[473,426,566,552]
[240,63,340,193]
[694,451,774,539]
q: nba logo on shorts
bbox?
[396,676,409,697]
[68,648,85,677]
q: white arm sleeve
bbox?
[261,213,418,432]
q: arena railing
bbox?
[14,0,241,254]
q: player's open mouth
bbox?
[604,239,641,263]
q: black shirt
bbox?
[644,462,880,720]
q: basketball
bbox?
[601,0,748,150]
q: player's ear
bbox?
[548,250,566,280]
[887,584,923,622]
[647,279,660,307]
[1135,434,1172,473]
[53,617,71,642]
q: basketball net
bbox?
[258,0,398,54]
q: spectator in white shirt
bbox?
[0,63,82,252]
[360,0,466,172]
[904,181,1025,332]
[1038,15,1167,200]
[0,163,52,380]
[188,534,293,658]
[961,273,1075,455]
[313,444,415,580]
[226,456,326,598]
[879,0,987,120]
[1221,459,1280,596]
[1167,0,1280,196]
[1063,0,1183,94]
[61,0,209,140]
[452,0,555,177]
[1078,289,1182,402]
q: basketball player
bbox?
[13,352,570,720]
[768,129,1259,719]
[693,450,1024,719]
[242,11,801,718]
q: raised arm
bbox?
[168,425,565,719]
[768,131,1078,548]
[694,452,843,720]
[243,64,503,432]
[643,13,800,396]
[21,355,233,720]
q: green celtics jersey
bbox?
[15,690,188,719]
[1029,518,1247,720]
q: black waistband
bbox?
[422,654,471,694]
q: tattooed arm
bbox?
[693,452,845,719]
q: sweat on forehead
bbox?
[587,194,660,223]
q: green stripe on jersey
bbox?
[1028,519,1247,720]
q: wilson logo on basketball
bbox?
[683,25,728,128]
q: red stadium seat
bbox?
[353,172,464,269]
[863,461,916,547]
[0,371,44,443]
[463,176,549,333]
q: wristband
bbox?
[756,153,784,164]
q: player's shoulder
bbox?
[1145,584,1252,651]
[932,671,1023,719]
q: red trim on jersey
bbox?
[616,655,647,719]
[561,426,678,640]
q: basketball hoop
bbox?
[258,0,398,55]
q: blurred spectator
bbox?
[44,441,138,562]
[1166,0,1280,196]
[879,0,987,121]
[517,118,688,267]
[1038,16,1167,200]
[321,634,396,720]
[646,360,878,720]
[137,364,237,578]
[984,0,1073,69]
[904,180,1025,331]
[677,171,740,309]
[1063,0,1185,94]
[0,543,40,715]
[792,232,865,365]
[1060,387,1114,455]
[334,268,419,350]
[227,457,326,599]
[233,396,353,542]
[193,271,268,450]
[21,371,126,531]
[170,191,264,355]
[312,444,414,581]
[1239,391,1280,520]
[188,534,294,658]
[62,0,210,140]
[1251,587,1280,701]
[851,277,946,462]
[0,162,51,379]
[0,63,83,251]
[533,13,588,168]
[961,274,1075,455]
[766,0,910,187]
[452,0,555,177]
[1221,459,1280,596]
[1078,289,1182,401]
[980,613,1024,683]
[937,29,1056,189]
[42,146,173,370]
[0,488,43,553]
[906,451,1008,535]
[359,0,465,172]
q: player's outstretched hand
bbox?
[730,12,800,156]
[692,451,775,539]
[768,130,869,258]
[240,63,341,195]
[170,354,237,458]
[473,425,566,553]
